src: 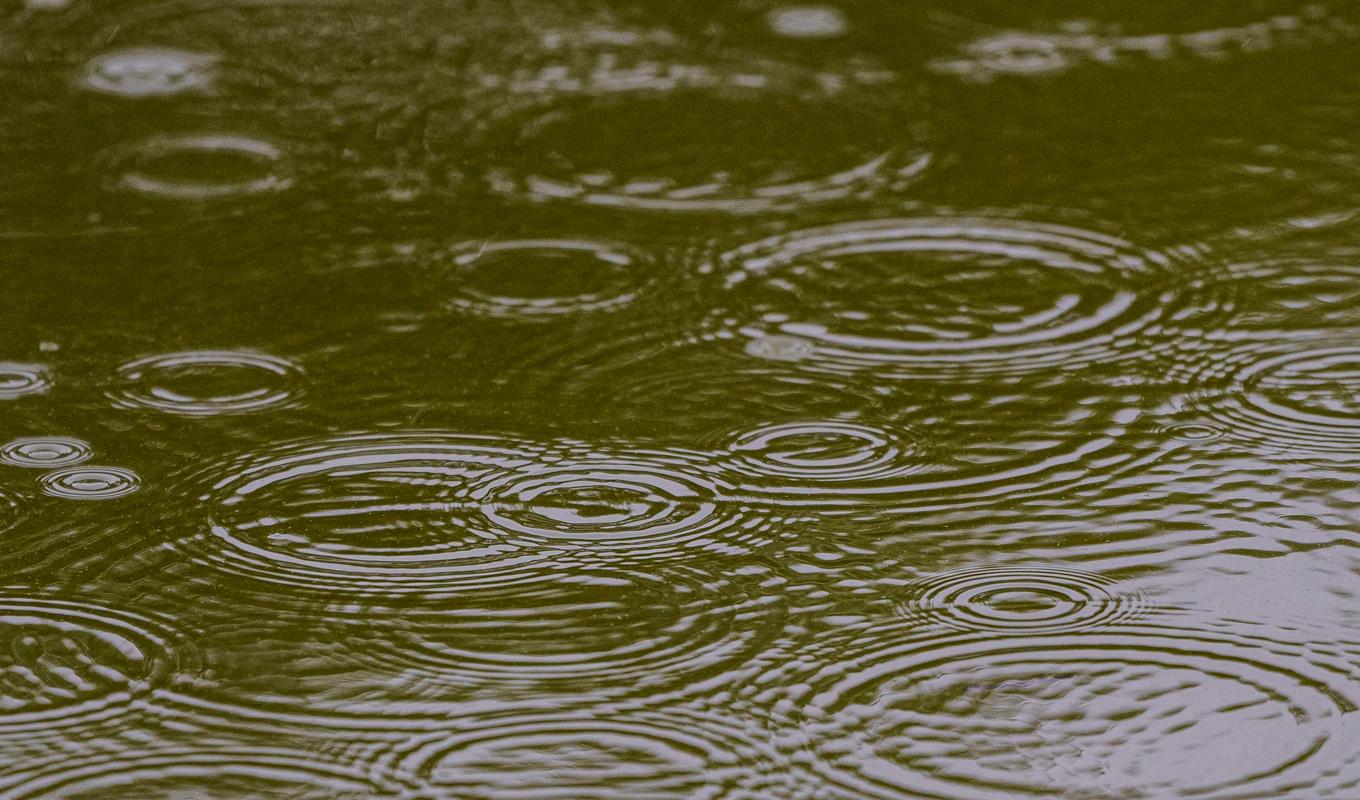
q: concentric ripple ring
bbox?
[0,437,93,469]
[188,432,551,599]
[0,746,398,799]
[898,564,1147,633]
[473,445,774,561]
[720,216,1179,378]
[39,466,141,500]
[78,47,217,98]
[0,364,51,400]
[385,708,780,799]
[111,350,303,416]
[442,239,645,320]
[771,621,1360,799]
[1197,345,1360,455]
[0,594,193,737]
[433,32,932,214]
[723,420,926,482]
[341,570,783,701]
[105,134,292,200]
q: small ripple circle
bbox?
[443,239,645,320]
[0,363,51,399]
[899,564,1147,633]
[105,134,292,200]
[385,709,781,799]
[111,350,302,416]
[39,466,141,500]
[78,48,217,98]
[474,446,773,561]
[1158,421,1228,443]
[0,437,93,468]
[724,420,925,482]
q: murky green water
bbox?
[3,1,1360,797]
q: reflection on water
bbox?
[3,0,1360,797]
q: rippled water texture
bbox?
[4,0,1360,797]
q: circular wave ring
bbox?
[1197,345,1360,455]
[771,622,1360,800]
[39,466,141,500]
[78,47,217,98]
[385,708,782,799]
[0,363,51,400]
[473,445,777,561]
[104,133,293,201]
[188,432,556,599]
[723,420,926,483]
[111,349,303,416]
[442,238,646,320]
[342,571,784,701]
[719,216,1178,378]
[0,437,93,469]
[898,564,1147,633]
[0,745,399,799]
[0,594,193,736]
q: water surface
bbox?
[4,1,1360,797]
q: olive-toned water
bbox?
[3,1,1360,797]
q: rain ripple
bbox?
[184,432,547,600]
[929,3,1359,82]
[102,134,292,201]
[1186,343,1360,458]
[340,569,783,703]
[0,437,92,469]
[897,563,1149,633]
[719,215,1185,380]
[38,466,141,500]
[474,444,767,557]
[1164,256,1360,346]
[764,615,1360,799]
[717,390,1149,514]
[440,239,647,321]
[0,745,402,799]
[0,594,197,740]
[110,350,303,416]
[0,363,51,399]
[383,707,783,799]
[431,26,932,213]
[722,420,927,484]
[179,432,779,602]
[77,47,217,98]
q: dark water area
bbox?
[3,0,1360,797]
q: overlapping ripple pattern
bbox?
[759,615,1360,799]
[4,0,1360,797]
[0,594,199,740]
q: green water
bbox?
[3,1,1360,797]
